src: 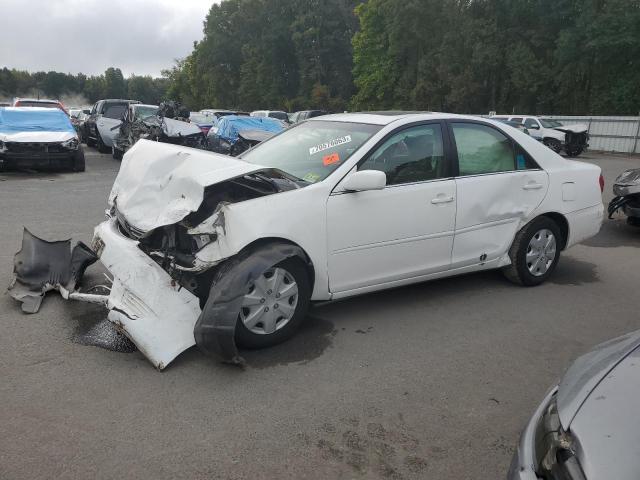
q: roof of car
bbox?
[312,111,467,125]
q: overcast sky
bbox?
[0,0,218,77]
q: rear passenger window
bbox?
[359,124,446,185]
[524,118,539,129]
[452,123,515,175]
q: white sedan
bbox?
[10,113,604,369]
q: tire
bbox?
[502,216,562,286]
[207,252,311,350]
[543,138,562,154]
[96,131,110,153]
[566,147,583,157]
[71,148,85,172]
[112,147,124,160]
[85,126,96,147]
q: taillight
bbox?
[599,174,605,193]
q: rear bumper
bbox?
[565,203,603,248]
[92,218,202,369]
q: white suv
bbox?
[492,115,589,157]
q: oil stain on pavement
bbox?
[72,306,137,353]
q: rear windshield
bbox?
[240,120,382,184]
[104,104,127,119]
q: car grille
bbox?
[5,142,67,154]
[115,208,146,240]
[566,132,588,146]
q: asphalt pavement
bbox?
[1,148,639,480]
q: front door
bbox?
[327,123,457,293]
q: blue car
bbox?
[206,115,284,156]
[0,107,85,171]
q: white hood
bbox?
[108,139,262,232]
[554,123,588,133]
[0,130,76,143]
[162,117,203,137]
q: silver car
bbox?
[508,330,640,479]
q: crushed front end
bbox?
[608,168,640,224]
[8,140,301,369]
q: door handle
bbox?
[431,195,455,204]
[523,183,543,190]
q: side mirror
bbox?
[341,170,386,192]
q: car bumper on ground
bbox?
[91,218,202,369]
[507,387,559,480]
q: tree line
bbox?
[0,67,168,106]
[2,0,639,115]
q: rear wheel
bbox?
[503,217,562,286]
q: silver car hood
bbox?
[557,330,640,428]
[108,139,262,232]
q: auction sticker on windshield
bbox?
[309,135,352,155]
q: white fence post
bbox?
[633,112,640,155]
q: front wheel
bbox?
[112,146,124,160]
[96,132,110,153]
[565,147,583,157]
[543,138,562,154]
[234,257,311,349]
[71,149,85,172]
[503,217,562,286]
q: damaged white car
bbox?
[9,113,604,369]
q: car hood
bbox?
[108,139,263,232]
[560,334,640,480]
[557,330,640,428]
[161,117,203,137]
[554,124,588,134]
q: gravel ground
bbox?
[1,148,639,480]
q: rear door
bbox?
[97,103,128,147]
[448,121,549,269]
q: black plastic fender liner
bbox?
[8,228,98,313]
[194,242,311,365]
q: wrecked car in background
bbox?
[0,107,85,171]
[207,115,284,156]
[189,111,215,136]
[84,99,139,153]
[492,115,589,157]
[9,113,604,370]
[608,168,640,226]
[112,102,205,159]
[508,330,640,480]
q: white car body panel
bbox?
[90,113,603,368]
[327,179,456,292]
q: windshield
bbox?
[268,111,288,121]
[540,118,563,128]
[134,105,159,120]
[240,120,382,183]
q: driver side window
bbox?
[524,118,539,129]
[359,124,446,186]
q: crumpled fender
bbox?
[194,242,310,365]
